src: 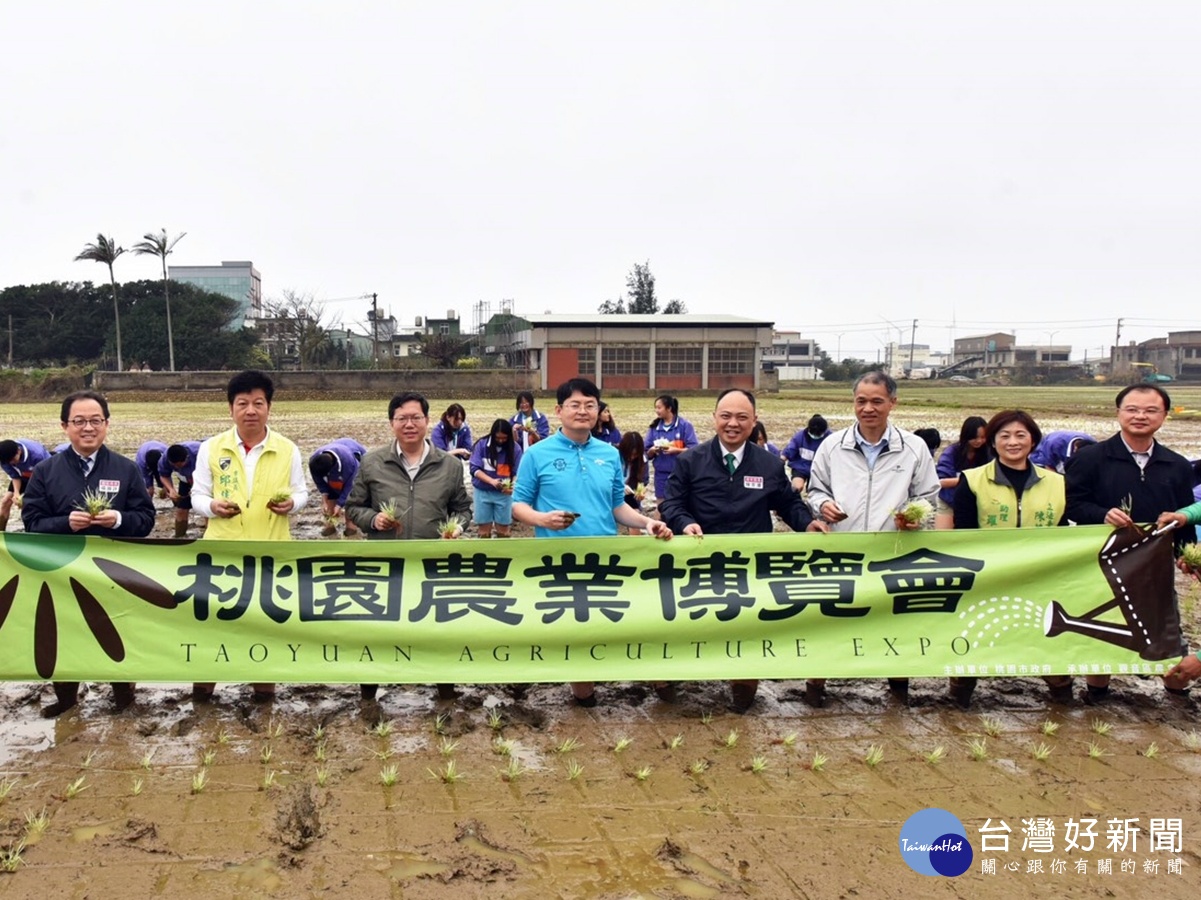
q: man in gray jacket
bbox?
[805,372,939,706]
[345,392,472,701]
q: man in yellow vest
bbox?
[191,370,308,703]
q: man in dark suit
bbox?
[22,390,156,716]
[659,388,827,712]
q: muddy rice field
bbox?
[1,388,1201,897]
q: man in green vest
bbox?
[191,370,308,702]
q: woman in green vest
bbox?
[949,409,1070,708]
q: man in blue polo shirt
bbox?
[512,377,672,706]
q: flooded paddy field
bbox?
[1,388,1200,896]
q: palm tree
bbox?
[132,229,186,371]
[74,234,127,370]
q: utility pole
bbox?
[1112,317,1123,375]
[370,293,379,368]
[908,319,917,376]
[6,315,11,368]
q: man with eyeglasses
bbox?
[191,369,308,703]
[21,390,156,716]
[1066,383,1194,702]
[804,371,939,707]
[659,388,828,712]
[512,377,673,707]
[345,391,472,703]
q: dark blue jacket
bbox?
[660,439,814,534]
[1065,433,1193,549]
[22,445,156,537]
[781,428,829,480]
[308,438,367,506]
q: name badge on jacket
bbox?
[98,479,120,494]
[743,476,764,490]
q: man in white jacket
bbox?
[805,371,939,706]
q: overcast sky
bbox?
[4,2,1198,361]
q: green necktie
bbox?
[725,453,736,474]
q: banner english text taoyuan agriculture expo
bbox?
[0,525,1187,682]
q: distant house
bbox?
[487,313,773,392]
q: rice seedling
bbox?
[566,760,585,781]
[668,734,684,751]
[864,745,885,768]
[493,738,515,757]
[140,749,155,770]
[377,500,402,534]
[371,720,394,738]
[689,759,709,776]
[130,777,143,796]
[749,755,769,774]
[76,488,113,516]
[634,765,653,781]
[700,710,713,725]
[259,744,274,765]
[1182,730,1201,751]
[438,738,460,757]
[1031,742,1053,761]
[1181,543,1201,573]
[968,738,988,761]
[315,767,330,787]
[201,749,217,767]
[81,750,96,769]
[437,515,466,539]
[501,758,524,782]
[1087,742,1106,759]
[980,715,1003,737]
[1040,720,1060,737]
[809,751,829,772]
[260,771,276,791]
[429,760,464,784]
[723,729,740,749]
[267,490,293,507]
[65,775,87,799]
[314,742,327,763]
[0,777,16,802]
[1143,742,1160,759]
[23,809,49,837]
[613,736,633,754]
[372,747,395,761]
[895,498,933,527]
[486,709,504,731]
[1090,718,1113,737]
[781,732,798,747]
[554,737,580,754]
[924,745,947,765]
[0,840,25,873]
[311,725,325,741]
[216,727,231,745]
[379,765,399,787]
[432,712,450,735]
[191,770,209,794]
[267,719,284,740]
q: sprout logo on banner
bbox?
[898,807,973,877]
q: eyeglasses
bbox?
[391,415,427,425]
[1119,407,1164,416]
[67,417,107,428]
[561,402,599,412]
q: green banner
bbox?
[0,525,1185,682]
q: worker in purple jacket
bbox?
[309,437,367,536]
[158,441,203,538]
[134,440,168,495]
[0,438,51,531]
[431,404,473,459]
[1030,430,1096,474]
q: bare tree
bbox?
[261,290,341,369]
